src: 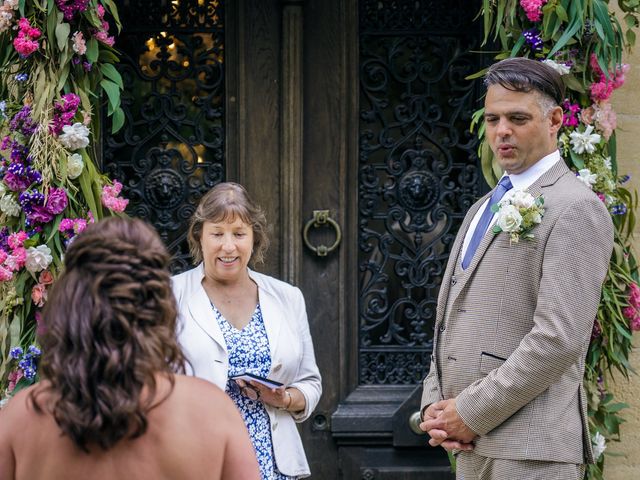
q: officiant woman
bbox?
[172,182,322,480]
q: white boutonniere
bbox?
[491,190,545,243]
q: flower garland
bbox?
[0,0,127,406]
[474,1,640,478]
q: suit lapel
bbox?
[450,159,570,300]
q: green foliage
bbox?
[0,1,125,398]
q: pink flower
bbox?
[39,270,54,285]
[562,101,581,127]
[581,106,595,125]
[595,102,617,140]
[31,283,47,307]
[0,265,13,281]
[59,218,75,232]
[7,369,23,393]
[7,231,27,249]
[72,31,86,54]
[590,81,614,102]
[0,249,7,264]
[13,17,41,57]
[95,30,115,47]
[101,180,129,213]
[520,0,548,22]
[74,218,87,234]
[45,187,68,215]
[5,247,26,271]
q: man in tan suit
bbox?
[419,57,614,479]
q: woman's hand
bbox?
[234,379,302,411]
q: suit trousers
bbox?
[456,451,585,480]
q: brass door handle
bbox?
[302,210,342,257]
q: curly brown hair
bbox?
[32,217,186,452]
[187,182,270,265]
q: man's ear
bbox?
[549,105,564,135]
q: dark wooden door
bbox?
[105,0,486,477]
[297,1,487,478]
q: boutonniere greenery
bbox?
[491,190,545,243]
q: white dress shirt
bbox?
[460,150,562,263]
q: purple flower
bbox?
[28,205,54,224]
[9,346,23,360]
[523,29,543,53]
[45,187,68,214]
[18,189,45,213]
[611,204,628,215]
[15,73,28,82]
[27,345,41,357]
[55,0,90,21]
[9,105,38,137]
[4,163,41,191]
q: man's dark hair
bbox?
[484,57,566,108]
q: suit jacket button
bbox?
[451,276,457,285]
[439,324,445,332]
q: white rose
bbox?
[67,153,84,179]
[0,194,20,217]
[25,245,53,273]
[509,190,535,209]
[59,122,90,150]
[496,204,522,232]
[576,168,597,189]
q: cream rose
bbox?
[507,190,535,209]
[67,153,84,179]
[496,204,522,232]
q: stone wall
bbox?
[607,36,640,480]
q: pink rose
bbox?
[39,270,54,285]
[31,283,47,307]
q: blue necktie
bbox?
[461,176,513,269]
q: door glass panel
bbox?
[358,0,483,384]
[103,0,225,273]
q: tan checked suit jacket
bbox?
[421,159,614,464]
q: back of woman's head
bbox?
[35,217,186,452]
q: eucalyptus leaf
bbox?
[55,22,71,52]
[100,63,124,89]
[100,79,121,113]
[86,38,99,63]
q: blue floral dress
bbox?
[214,303,292,480]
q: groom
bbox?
[420,57,614,479]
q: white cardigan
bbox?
[172,264,322,478]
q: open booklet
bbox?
[230,372,284,389]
